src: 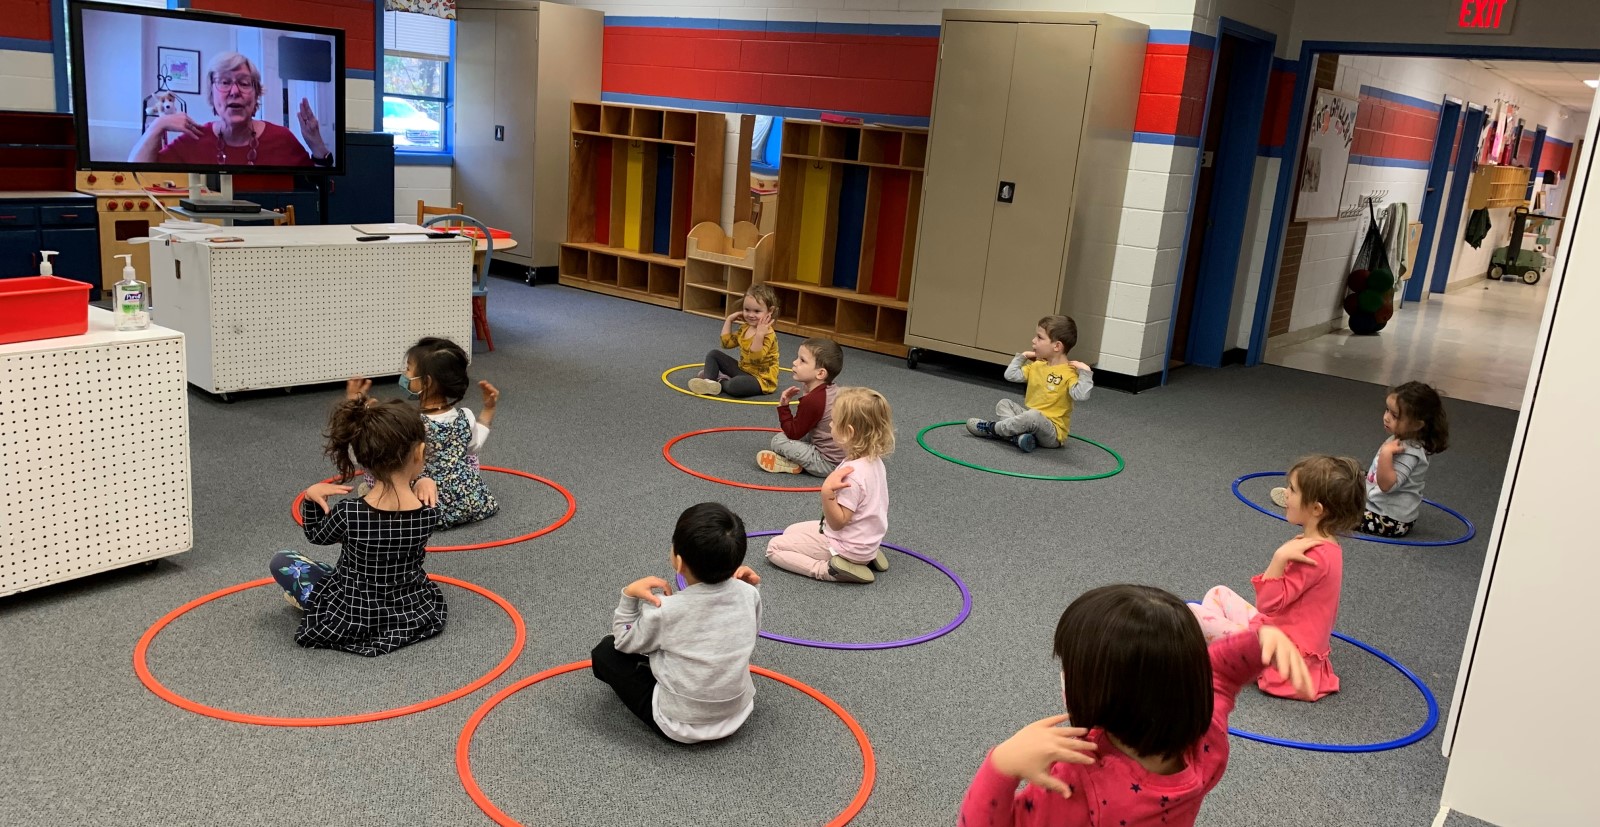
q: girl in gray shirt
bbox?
[1362,382,1450,537]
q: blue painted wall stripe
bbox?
[1545,135,1574,148]
[0,36,53,53]
[1134,131,1201,148]
[347,69,375,81]
[1358,84,1442,113]
[1349,154,1433,169]
[603,16,940,37]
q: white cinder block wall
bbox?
[0,49,54,111]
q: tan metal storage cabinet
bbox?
[453,0,602,273]
[906,11,1145,366]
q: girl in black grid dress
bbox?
[270,398,447,657]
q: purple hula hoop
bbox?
[679,530,973,650]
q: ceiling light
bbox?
[1587,79,1600,88]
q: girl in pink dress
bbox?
[1190,455,1365,701]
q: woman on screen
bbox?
[128,52,332,168]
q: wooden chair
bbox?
[416,200,464,226]
[271,205,296,226]
[422,212,495,351]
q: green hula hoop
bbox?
[915,421,1126,481]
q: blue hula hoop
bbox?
[1231,471,1476,547]
[1227,630,1439,753]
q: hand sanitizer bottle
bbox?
[39,250,57,275]
[113,253,149,331]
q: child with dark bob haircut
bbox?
[960,584,1312,826]
[592,503,763,743]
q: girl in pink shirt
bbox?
[1190,455,1365,701]
[960,585,1313,827]
[765,387,893,584]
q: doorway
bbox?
[1168,20,1275,369]
[1405,98,1462,303]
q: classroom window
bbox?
[382,10,453,154]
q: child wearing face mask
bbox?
[347,337,500,529]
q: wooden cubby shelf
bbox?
[1468,164,1533,210]
[683,221,774,320]
[769,120,928,357]
[561,102,728,309]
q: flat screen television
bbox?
[69,1,345,175]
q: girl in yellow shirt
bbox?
[688,284,781,398]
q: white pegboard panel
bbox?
[1,330,192,596]
[201,241,473,393]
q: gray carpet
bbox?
[0,278,1520,826]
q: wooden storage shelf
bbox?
[768,119,928,357]
[683,221,773,320]
[564,102,729,310]
[1469,164,1533,210]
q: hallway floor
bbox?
[1267,277,1552,409]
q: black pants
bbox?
[591,635,669,739]
[701,349,765,398]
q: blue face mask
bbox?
[398,373,420,398]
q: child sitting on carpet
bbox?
[765,387,893,583]
[1192,454,1364,701]
[1273,382,1449,538]
[270,398,446,657]
[757,337,845,477]
[688,284,781,399]
[592,502,763,743]
[967,315,1094,453]
[959,585,1313,826]
[349,337,500,529]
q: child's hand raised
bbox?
[1068,360,1091,372]
[779,385,803,405]
[623,576,674,607]
[345,376,372,400]
[1022,350,1038,361]
[304,482,352,512]
[1381,437,1407,457]
[1258,624,1315,700]
[479,380,499,411]
[990,713,1098,797]
[733,565,761,586]
[1271,536,1323,567]
[821,465,855,500]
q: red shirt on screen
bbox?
[156,121,314,167]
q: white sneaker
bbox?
[1270,487,1288,508]
[687,377,721,396]
[757,450,803,474]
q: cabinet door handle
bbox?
[60,213,79,218]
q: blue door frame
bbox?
[1429,105,1486,295]
[1246,40,1600,365]
[1405,99,1462,303]
[1526,125,1548,200]
[1162,18,1275,375]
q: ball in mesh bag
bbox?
[1346,268,1371,292]
[1367,267,1395,293]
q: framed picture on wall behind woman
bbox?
[157,47,201,94]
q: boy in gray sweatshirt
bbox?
[592,502,763,743]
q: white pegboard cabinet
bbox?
[1,309,192,596]
[147,226,475,394]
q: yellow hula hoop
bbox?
[660,363,792,406]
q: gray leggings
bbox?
[701,349,765,397]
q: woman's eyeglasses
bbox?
[211,77,256,91]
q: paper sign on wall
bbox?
[1295,89,1360,222]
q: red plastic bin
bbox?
[0,276,92,345]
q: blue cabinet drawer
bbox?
[40,205,96,226]
[0,206,39,227]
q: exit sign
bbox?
[1454,0,1516,34]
